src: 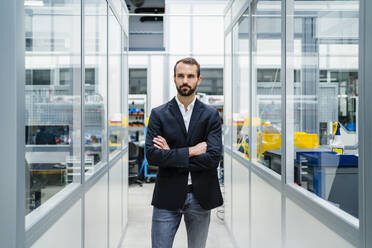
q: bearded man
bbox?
[145,57,223,248]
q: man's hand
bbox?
[153,136,170,150]
[189,141,207,157]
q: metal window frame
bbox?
[222,28,233,230]
[359,0,372,247]
[248,5,253,247]
[121,31,130,235]
[225,0,251,37]
[231,22,238,238]
[81,0,86,247]
[280,0,287,246]
[107,5,111,248]
[0,0,25,247]
[147,56,152,111]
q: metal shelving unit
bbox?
[128,94,147,141]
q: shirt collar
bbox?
[175,95,196,112]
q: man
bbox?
[145,57,223,248]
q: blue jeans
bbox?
[152,193,211,248]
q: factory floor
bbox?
[121,182,235,248]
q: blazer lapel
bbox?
[187,98,204,144]
[168,98,187,138]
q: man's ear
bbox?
[197,76,202,86]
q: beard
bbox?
[177,84,197,96]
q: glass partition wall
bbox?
[224,32,232,149]
[84,0,108,176]
[108,8,124,159]
[232,10,250,158]
[24,0,129,219]
[286,0,359,218]
[225,0,360,234]
[25,0,82,213]
[251,1,282,170]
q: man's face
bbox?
[174,62,201,97]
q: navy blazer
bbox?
[146,97,223,210]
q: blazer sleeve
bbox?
[188,110,222,171]
[145,109,189,168]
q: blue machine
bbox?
[296,151,358,198]
[295,151,358,217]
[264,149,359,217]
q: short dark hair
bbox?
[173,57,200,77]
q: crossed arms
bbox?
[153,136,207,158]
[145,109,222,171]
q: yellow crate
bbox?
[258,133,282,156]
[294,132,319,149]
[255,132,319,158]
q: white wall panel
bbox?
[32,200,81,248]
[231,158,250,247]
[286,199,355,248]
[251,173,281,248]
[194,55,224,67]
[150,56,165,109]
[109,160,123,248]
[85,174,108,248]
[128,55,148,67]
[167,4,191,54]
[224,152,232,229]
[192,16,224,54]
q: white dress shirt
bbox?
[175,95,196,185]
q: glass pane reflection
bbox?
[287,0,359,218]
[232,10,250,159]
[84,0,108,177]
[25,0,81,214]
[108,9,123,158]
[252,0,282,171]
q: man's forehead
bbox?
[175,63,198,74]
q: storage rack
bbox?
[128,94,147,141]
